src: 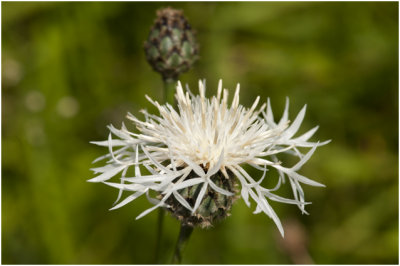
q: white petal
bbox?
[217,79,222,101]
[169,177,205,191]
[136,192,172,220]
[179,155,205,177]
[173,191,193,212]
[260,197,284,237]
[278,97,289,127]
[108,124,132,140]
[206,150,224,177]
[103,181,146,191]
[249,189,284,237]
[262,189,310,206]
[113,167,128,204]
[282,104,306,139]
[108,134,124,164]
[274,165,325,187]
[264,98,276,126]
[134,145,141,176]
[136,204,162,220]
[289,178,308,214]
[279,139,331,147]
[240,186,251,207]
[92,146,129,163]
[291,143,318,171]
[141,145,172,174]
[121,174,170,183]
[253,205,262,214]
[207,178,234,196]
[90,139,127,147]
[293,125,319,142]
[110,191,145,210]
[146,190,161,205]
[88,165,126,182]
[232,84,240,109]
[192,182,208,214]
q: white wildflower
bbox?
[89,80,329,236]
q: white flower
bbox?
[89,80,329,236]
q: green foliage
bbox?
[2,2,398,264]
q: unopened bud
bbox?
[144,7,199,81]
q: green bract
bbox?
[144,7,199,81]
[165,170,238,228]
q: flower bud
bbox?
[144,7,199,81]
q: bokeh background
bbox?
[2,2,398,264]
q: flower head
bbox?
[144,7,198,81]
[89,80,329,236]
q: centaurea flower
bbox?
[89,80,329,236]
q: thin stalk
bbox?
[163,77,177,106]
[154,208,165,263]
[153,77,178,263]
[171,223,194,264]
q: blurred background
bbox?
[2,2,398,264]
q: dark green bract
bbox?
[166,170,238,228]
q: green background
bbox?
[2,2,398,264]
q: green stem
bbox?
[171,223,194,264]
[153,77,178,263]
[154,208,165,263]
[163,77,177,106]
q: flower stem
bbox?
[163,77,177,106]
[154,208,165,263]
[171,223,194,264]
[153,77,177,263]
